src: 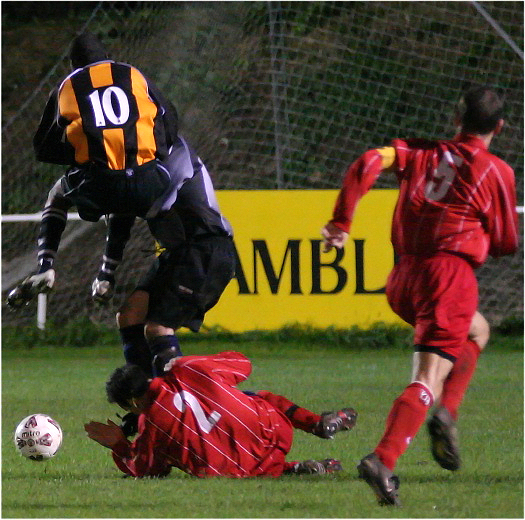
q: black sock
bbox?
[120,323,152,376]
[149,335,183,376]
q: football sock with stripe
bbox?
[374,382,434,470]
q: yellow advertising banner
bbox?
[204,190,403,331]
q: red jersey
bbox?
[331,134,518,267]
[111,351,293,478]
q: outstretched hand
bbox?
[321,222,349,252]
[84,419,127,449]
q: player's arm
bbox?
[208,351,252,385]
[92,214,136,304]
[321,147,396,252]
[33,89,75,165]
[485,165,519,257]
[178,351,252,386]
[7,180,72,308]
[145,76,179,150]
[113,424,171,478]
[85,418,171,478]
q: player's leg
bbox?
[256,391,357,438]
[374,351,452,469]
[367,257,442,470]
[422,263,479,470]
[144,321,182,376]
[427,311,488,471]
[132,251,184,376]
[256,402,344,477]
[438,310,489,420]
[145,236,236,376]
[357,352,451,507]
[358,254,471,505]
[382,253,474,468]
[116,290,152,376]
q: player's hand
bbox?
[6,269,56,309]
[91,278,114,305]
[117,412,139,438]
[321,223,349,252]
[84,419,127,449]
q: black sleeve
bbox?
[37,183,74,272]
[96,214,136,282]
[146,78,179,149]
[33,88,75,165]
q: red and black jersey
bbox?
[331,133,518,267]
[111,351,293,478]
[33,60,178,170]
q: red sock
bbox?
[440,339,481,421]
[256,391,321,432]
[374,382,434,470]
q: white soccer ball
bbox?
[14,414,63,461]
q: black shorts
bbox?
[61,160,170,221]
[137,236,235,332]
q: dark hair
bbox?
[458,87,504,135]
[70,32,108,68]
[106,364,150,409]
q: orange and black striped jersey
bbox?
[34,60,178,169]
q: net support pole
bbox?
[37,293,47,330]
[268,1,292,189]
[470,1,524,61]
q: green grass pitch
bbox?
[2,326,523,518]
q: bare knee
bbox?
[411,352,454,404]
[116,290,149,328]
[144,322,175,342]
[469,311,490,351]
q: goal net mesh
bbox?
[2,1,522,327]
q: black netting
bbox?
[2,1,523,326]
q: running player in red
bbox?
[321,87,518,505]
[84,351,357,478]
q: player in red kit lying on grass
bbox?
[85,351,357,478]
[321,86,518,506]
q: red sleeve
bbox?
[484,162,519,257]
[175,351,252,387]
[331,149,385,232]
[111,417,172,478]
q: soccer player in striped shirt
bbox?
[11,30,180,295]
[84,351,357,478]
[321,87,518,505]
[8,32,236,377]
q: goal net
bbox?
[2,1,523,327]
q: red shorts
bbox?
[386,252,478,362]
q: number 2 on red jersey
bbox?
[173,390,221,434]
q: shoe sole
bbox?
[357,458,400,506]
[427,416,460,471]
